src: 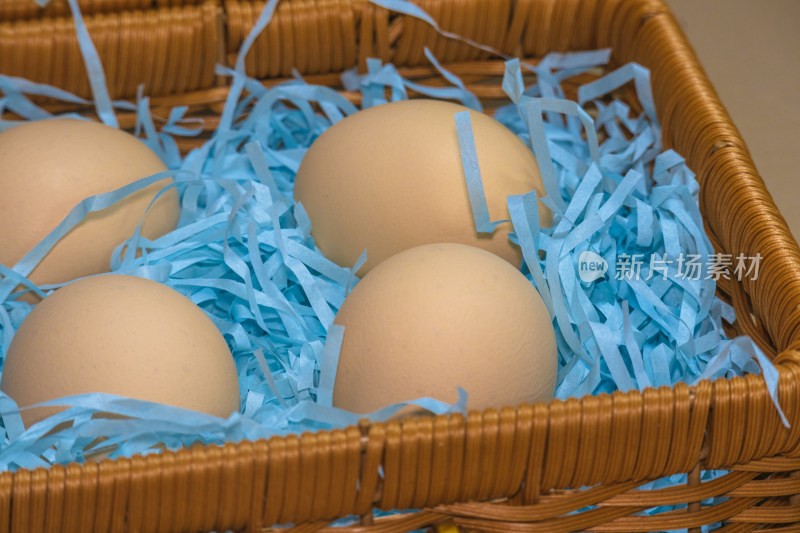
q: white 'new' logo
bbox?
[578,250,608,282]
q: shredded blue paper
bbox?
[0,2,785,529]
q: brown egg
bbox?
[0,275,241,428]
[332,243,557,414]
[0,119,179,300]
[293,99,551,274]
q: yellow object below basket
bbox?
[436,520,462,533]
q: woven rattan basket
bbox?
[3,0,800,531]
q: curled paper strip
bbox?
[455,111,507,234]
[33,0,117,127]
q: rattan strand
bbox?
[0,0,152,21]
[2,0,800,531]
[0,3,218,99]
[225,0,363,76]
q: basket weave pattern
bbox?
[3,0,800,531]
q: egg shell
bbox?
[293,99,551,274]
[0,274,241,427]
[332,243,557,413]
[0,118,179,297]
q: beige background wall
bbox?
[666,0,800,239]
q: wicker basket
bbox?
[3,0,800,531]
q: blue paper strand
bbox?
[454,111,506,233]
[316,325,345,407]
[51,0,118,127]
